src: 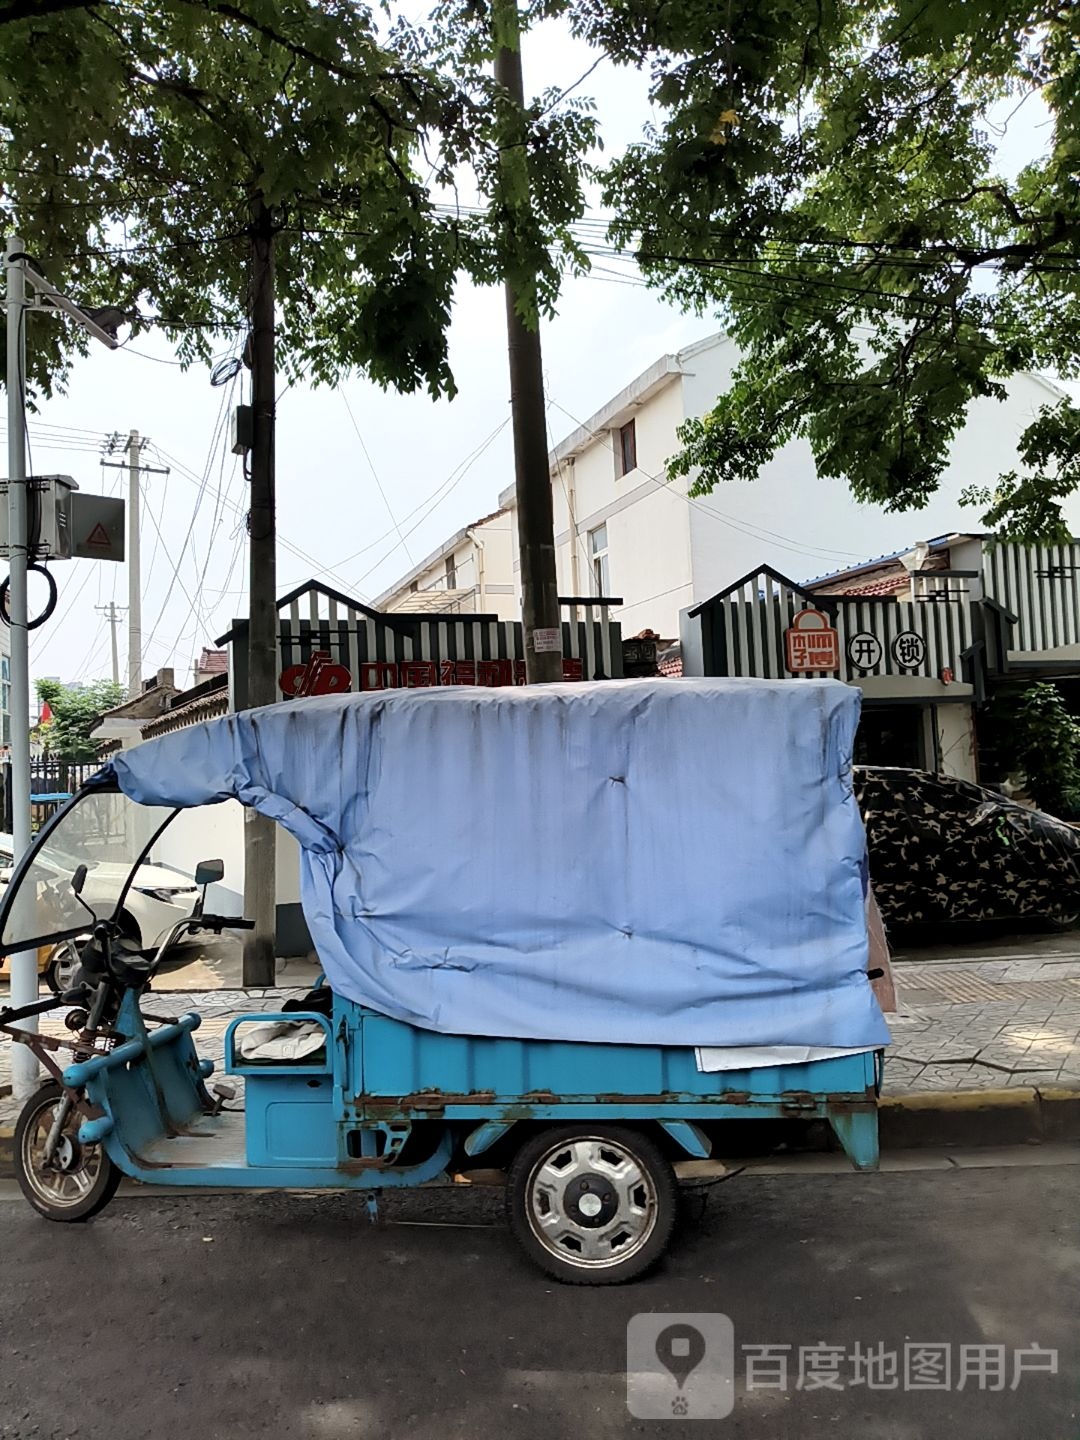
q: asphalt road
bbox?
[0,1164,1075,1440]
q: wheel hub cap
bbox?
[22,1101,102,1210]
[527,1136,658,1269]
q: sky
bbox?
[8,17,1055,693]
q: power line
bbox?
[340,389,413,567]
[324,418,513,576]
[348,419,511,591]
[139,381,235,659]
[546,395,868,563]
[147,440,375,601]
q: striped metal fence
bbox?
[270,586,622,696]
[696,569,972,682]
[983,542,1080,656]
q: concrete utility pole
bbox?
[243,198,278,987]
[95,600,126,685]
[102,431,166,697]
[492,0,563,684]
[126,430,142,697]
[4,240,118,1099]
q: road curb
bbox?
[879,1086,1080,1149]
[1,1089,1077,1181]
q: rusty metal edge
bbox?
[1,1092,1077,1181]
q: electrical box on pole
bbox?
[231,404,254,456]
[68,492,125,561]
[0,477,124,561]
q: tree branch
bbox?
[0,0,95,24]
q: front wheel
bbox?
[506,1125,677,1285]
[14,1082,121,1222]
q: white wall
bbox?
[680,354,1080,605]
[151,799,246,911]
[392,337,1079,645]
[543,376,694,635]
[382,511,519,620]
[932,704,978,783]
[151,798,303,915]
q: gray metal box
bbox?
[0,474,78,559]
[0,478,124,561]
[68,492,125,561]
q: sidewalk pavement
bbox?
[2,952,1080,1144]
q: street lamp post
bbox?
[4,238,119,1100]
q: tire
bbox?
[506,1124,678,1285]
[43,939,83,995]
[13,1082,121,1222]
[1041,912,1080,935]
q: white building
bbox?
[380,331,1075,639]
[374,508,518,620]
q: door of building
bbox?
[854,705,925,770]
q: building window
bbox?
[589,523,611,596]
[409,580,418,593]
[445,553,457,590]
[615,418,637,477]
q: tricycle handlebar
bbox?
[197,915,255,932]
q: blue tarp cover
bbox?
[107,678,889,1049]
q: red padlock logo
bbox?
[784,609,840,673]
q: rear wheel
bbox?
[506,1125,677,1285]
[14,1082,121,1222]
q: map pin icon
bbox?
[655,1323,707,1392]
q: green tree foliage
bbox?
[577,0,1080,539]
[982,681,1080,819]
[0,0,595,399]
[35,677,124,761]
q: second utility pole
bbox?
[243,197,278,987]
[95,600,126,686]
[127,430,143,697]
[101,431,166,697]
[493,0,563,684]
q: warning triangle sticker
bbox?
[85,522,112,549]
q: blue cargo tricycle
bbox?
[0,735,882,1284]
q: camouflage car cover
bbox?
[854,767,1080,928]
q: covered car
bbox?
[854,767,1080,930]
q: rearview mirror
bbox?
[71,864,88,896]
[194,859,224,887]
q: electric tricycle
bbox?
[0,684,886,1284]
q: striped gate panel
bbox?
[703,571,972,680]
[984,542,1080,654]
[277,606,622,694]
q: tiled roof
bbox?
[197,648,228,675]
[141,675,229,739]
[837,574,911,598]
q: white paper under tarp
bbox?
[695,1046,876,1072]
[106,678,891,1050]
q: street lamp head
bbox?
[80,305,129,341]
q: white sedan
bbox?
[0,834,202,989]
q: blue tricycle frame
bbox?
[66,991,881,1188]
